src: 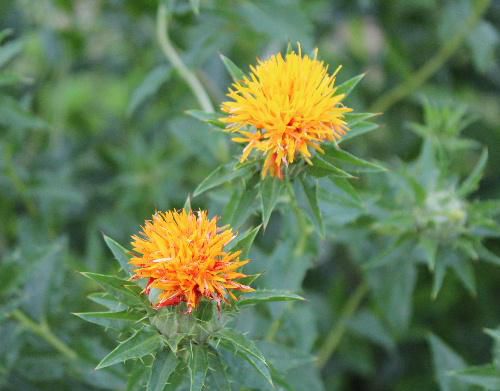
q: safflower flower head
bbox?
[130,210,253,313]
[221,45,352,179]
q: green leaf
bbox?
[477,243,500,266]
[185,110,226,129]
[337,121,378,144]
[81,272,144,307]
[220,54,245,82]
[427,334,467,391]
[184,194,192,212]
[335,73,364,96]
[299,176,324,235]
[74,311,144,329]
[87,292,128,312]
[222,177,259,229]
[322,146,386,172]
[216,329,272,386]
[206,350,231,391]
[128,65,171,116]
[0,39,23,68]
[308,155,354,178]
[147,350,177,391]
[96,331,163,369]
[260,176,284,228]
[452,365,500,389]
[451,257,476,296]
[419,238,439,271]
[458,148,488,197]
[189,344,208,391]
[228,225,261,259]
[344,112,379,127]
[103,234,132,275]
[236,289,305,307]
[164,363,189,391]
[329,177,361,204]
[193,162,254,197]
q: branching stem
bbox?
[11,310,78,360]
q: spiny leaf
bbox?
[427,334,467,391]
[81,272,143,307]
[189,344,208,391]
[308,155,354,178]
[322,146,386,172]
[458,148,488,197]
[193,162,254,197]
[452,365,500,389]
[338,121,378,144]
[216,329,272,386]
[74,311,144,329]
[228,225,261,259]
[299,176,324,236]
[185,110,226,129]
[96,331,163,369]
[103,234,132,275]
[335,73,364,96]
[260,176,284,229]
[147,351,177,391]
[220,54,245,82]
[236,289,305,307]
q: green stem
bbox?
[371,0,491,113]
[316,281,369,368]
[11,310,78,360]
[156,3,214,113]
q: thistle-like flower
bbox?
[130,210,253,312]
[221,46,352,178]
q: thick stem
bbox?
[316,281,369,368]
[12,310,78,360]
[156,3,214,113]
[371,0,491,113]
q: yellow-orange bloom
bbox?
[130,210,253,312]
[221,47,352,179]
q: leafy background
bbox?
[1,0,500,390]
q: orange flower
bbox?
[221,46,352,178]
[130,210,253,312]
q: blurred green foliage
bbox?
[1,0,500,390]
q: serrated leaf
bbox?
[458,148,488,197]
[228,225,261,259]
[82,272,144,307]
[189,344,208,391]
[452,365,500,389]
[220,54,245,82]
[308,155,354,178]
[193,162,253,197]
[74,311,144,329]
[96,331,163,369]
[185,110,225,129]
[206,350,231,391]
[322,146,386,172]
[147,350,177,391]
[344,112,379,127]
[260,176,284,228]
[338,121,378,144]
[329,177,361,204]
[335,73,364,96]
[477,243,500,266]
[420,238,439,271]
[87,292,128,312]
[128,65,171,116]
[103,234,132,275]
[428,334,468,391]
[299,176,324,236]
[216,329,272,386]
[223,177,259,229]
[236,289,305,307]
